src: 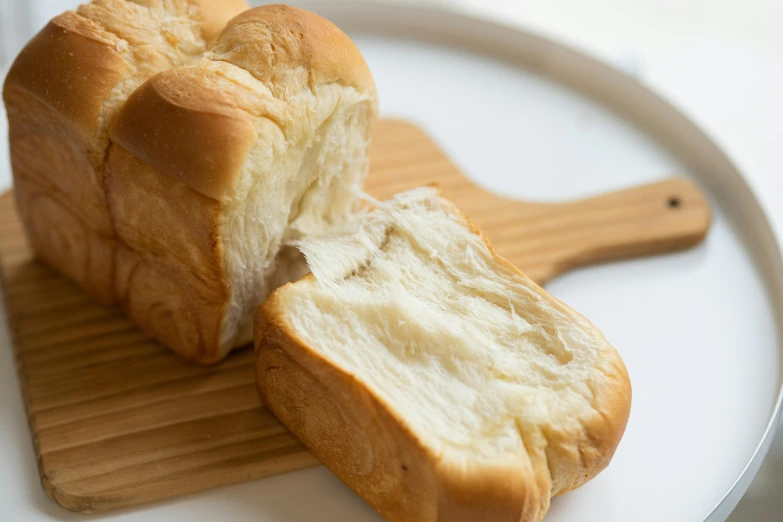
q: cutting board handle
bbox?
[518,178,712,284]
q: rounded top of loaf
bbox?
[108,4,378,200]
[210,4,375,95]
[108,62,263,200]
[4,1,377,200]
[2,0,250,142]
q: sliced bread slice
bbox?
[255,188,631,522]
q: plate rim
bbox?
[283,1,783,520]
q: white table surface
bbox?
[1,1,782,521]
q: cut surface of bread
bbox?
[256,188,631,522]
[4,2,378,362]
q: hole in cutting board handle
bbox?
[667,196,681,209]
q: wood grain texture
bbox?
[0,119,710,513]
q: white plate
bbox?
[285,2,783,522]
[1,2,781,522]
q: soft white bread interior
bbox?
[4,2,378,362]
[255,188,632,522]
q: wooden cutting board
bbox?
[0,119,710,513]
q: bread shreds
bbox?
[4,2,378,362]
[255,188,631,522]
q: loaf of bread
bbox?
[255,188,632,522]
[3,1,378,362]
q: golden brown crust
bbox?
[107,146,229,362]
[211,4,375,94]
[3,13,128,143]
[2,11,128,303]
[108,66,258,200]
[110,4,377,199]
[1,1,249,306]
[254,196,631,520]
